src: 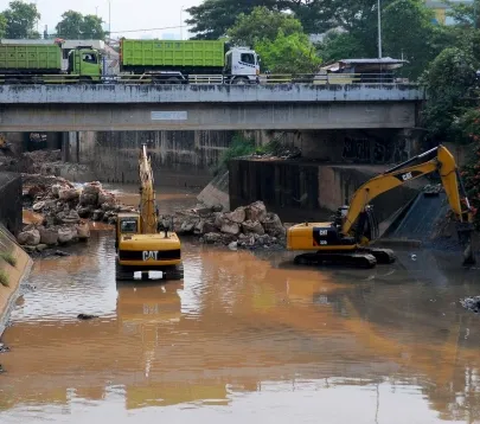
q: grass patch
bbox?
[0,270,9,287]
[213,132,282,176]
[0,251,16,267]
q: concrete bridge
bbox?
[0,84,425,132]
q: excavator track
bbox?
[293,252,377,269]
[358,247,396,264]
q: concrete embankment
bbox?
[228,157,423,224]
[0,229,32,337]
[0,172,33,336]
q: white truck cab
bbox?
[224,47,260,84]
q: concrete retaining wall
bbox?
[229,158,421,224]
[65,130,235,187]
[0,172,22,236]
[0,225,32,337]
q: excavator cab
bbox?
[115,213,140,249]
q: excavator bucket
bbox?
[457,222,476,265]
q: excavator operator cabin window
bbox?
[121,219,137,233]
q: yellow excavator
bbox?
[115,144,183,280]
[287,144,476,268]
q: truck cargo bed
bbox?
[120,39,225,74]
[0,44,62,72]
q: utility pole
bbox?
[108,0,112,40]
[377,0,383,58]
[180,5,185,40]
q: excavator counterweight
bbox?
[287,144,476,268]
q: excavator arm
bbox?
[342,145,475,264]
[138,144,158,234]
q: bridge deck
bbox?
[0,83,425,104]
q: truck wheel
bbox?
[232,77,248,85]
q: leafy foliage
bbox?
[0,251,16,267]
[0,270,9,287]
[186,0,279,40]
[255,30,321,73]
[382,0,443,79]
[56,10,107,40]
[420,47,477,143]
[186,0,336,40]
[227,6,303,47]
[459,140,480,228]
[0,14,7,38]
[2,1,40,39]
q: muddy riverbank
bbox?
[1,229,480,422]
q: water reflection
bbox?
[1,231,480,423]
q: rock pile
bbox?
[19,177,134,252]
[163,200,287,250]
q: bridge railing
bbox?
[0,72,412,85]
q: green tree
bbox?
[255,30,321,74]
[382,0,445,79]
[0,14,7,38]
[2,1,40,39]
[227,7,303,47]
[420,47,477,143]
[186,0,279,40]
[186,0,336,40]
[316,30,370,63]
[56,11,107,39]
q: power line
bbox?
[110,25,184,34]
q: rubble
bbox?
[460,296,480,314]
[19,174,286,252]
[161,200,287,250]
[19,175,134,251]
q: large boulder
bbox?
[92,209,104,221]
[225,206,246,224]
[58,227,77,244]
[79,192,98,206]
[32,201,46,212]
[76,222,91,240]
[220,220,240,236]
[242,220,265,235]
[39,227,59,246]
[98,190,115,205]
[57,209,80,225]
[203,232,223,244]
[79,181,102,206]
[77,205,94,218]
[17,229,41,246]
[261,212,286,238]
[245,201,267,222]
[202,218,218,234]
[59,187,80,202]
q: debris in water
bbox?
[410,254,417,261]
[460,296,480,314]
[0,343,10,353]
[77,314,99,320]
[0,364,4,373]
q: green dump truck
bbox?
[119,38,260,84]
[0,40,102,82]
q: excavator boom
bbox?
[138,144,158,234]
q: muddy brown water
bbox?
[2,187,480,423]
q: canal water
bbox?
[2,190,480,423]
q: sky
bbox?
[0,0,203,39]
